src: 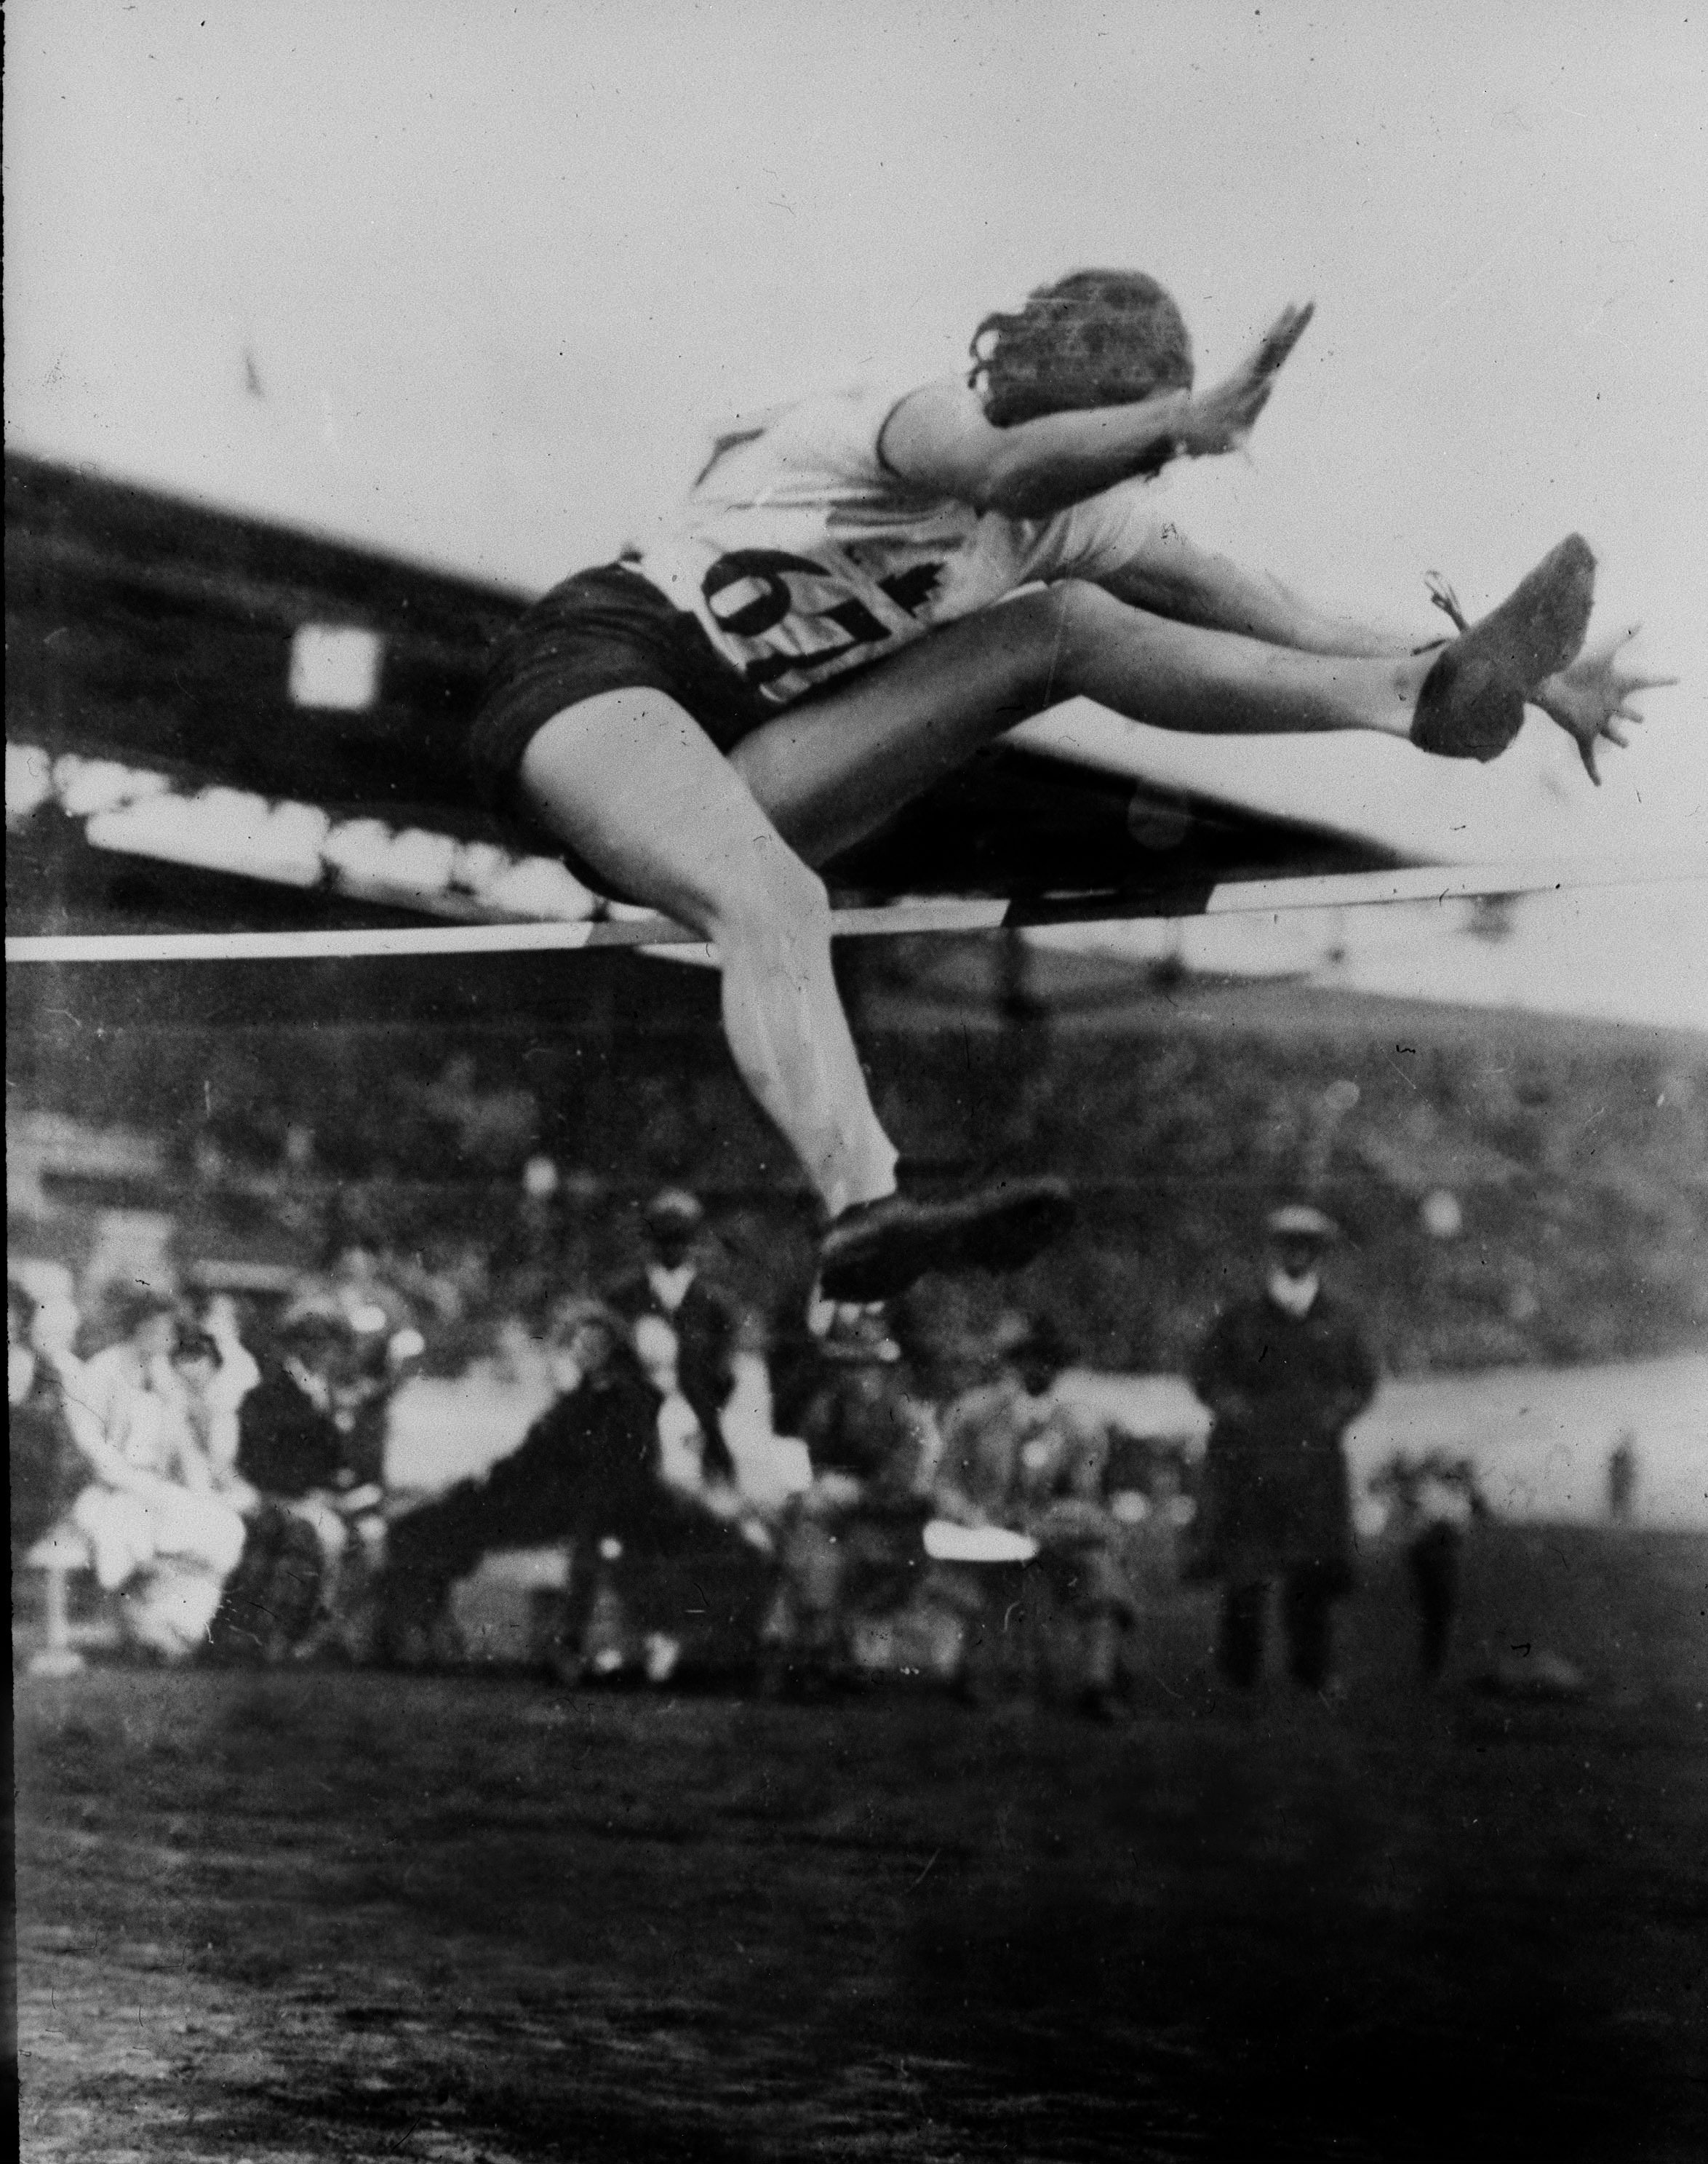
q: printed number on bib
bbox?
[701,550,894,692]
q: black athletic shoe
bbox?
[1410,533,1596,762]
[818,1176,1075,1303]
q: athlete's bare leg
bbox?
[518,548,1592,1286]
[734,581,1429,864]
[516,588,1389,1218]
[518,692,899,1221]
[738,538,1598,862]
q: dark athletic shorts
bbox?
[469,562,771,814]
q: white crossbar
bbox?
[4,856,1700,966]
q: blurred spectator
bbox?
[1190,1206,1379,1695]
[552,1297,775,1685]
[279,1249,424,1484]
[376,1297,759,1671]
[1605,1431,1639,1525]
[937,1313,1138,1718]
[1369,1450,1489,1682]
[891,1280,1006,1407]
[797,1309,938,1496]
[196,1292,262,1407]
[169,1324,247,1484]
[207,1310,380,1663]
[63,1289,247,1660]
[762,1305,944,1691]
[418,1050,539,1169]
[9,1277,84,1556]
[765,1254,841,1441]
[604,1188,742,1488]
[223,1312,350,1503]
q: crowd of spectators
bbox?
[12,1183,1524,1707]
[10,1281,247,1659]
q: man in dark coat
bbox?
[1190,1205,1379,1692]
[383,1296,771,1676]
[602,1188,743,1487]
[378,1300,665,1659]
[229,1317,349,1502]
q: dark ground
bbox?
[14,1524,1708,2163]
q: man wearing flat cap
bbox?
[1190,1205,1379,1695]
[603,1188,743,1489]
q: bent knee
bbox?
[1052,576,1136,652]
[711,848,831,950]
[1005,579,1128,703]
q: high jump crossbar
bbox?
[4,854,1701,967]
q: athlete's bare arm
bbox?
[1175,301,1316,457]
[881,302,1314,519]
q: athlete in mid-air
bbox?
[474,271,1669,1302]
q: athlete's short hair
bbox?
[970,268,1194,429]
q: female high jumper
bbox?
[472,271,1668,1302]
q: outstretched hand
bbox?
[1533,627,1677,784]
[1179,301,1314,458]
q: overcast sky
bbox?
[6,0,1705,1017]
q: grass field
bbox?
[15,1524,1708,2163]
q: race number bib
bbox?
[698,546,944,703]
